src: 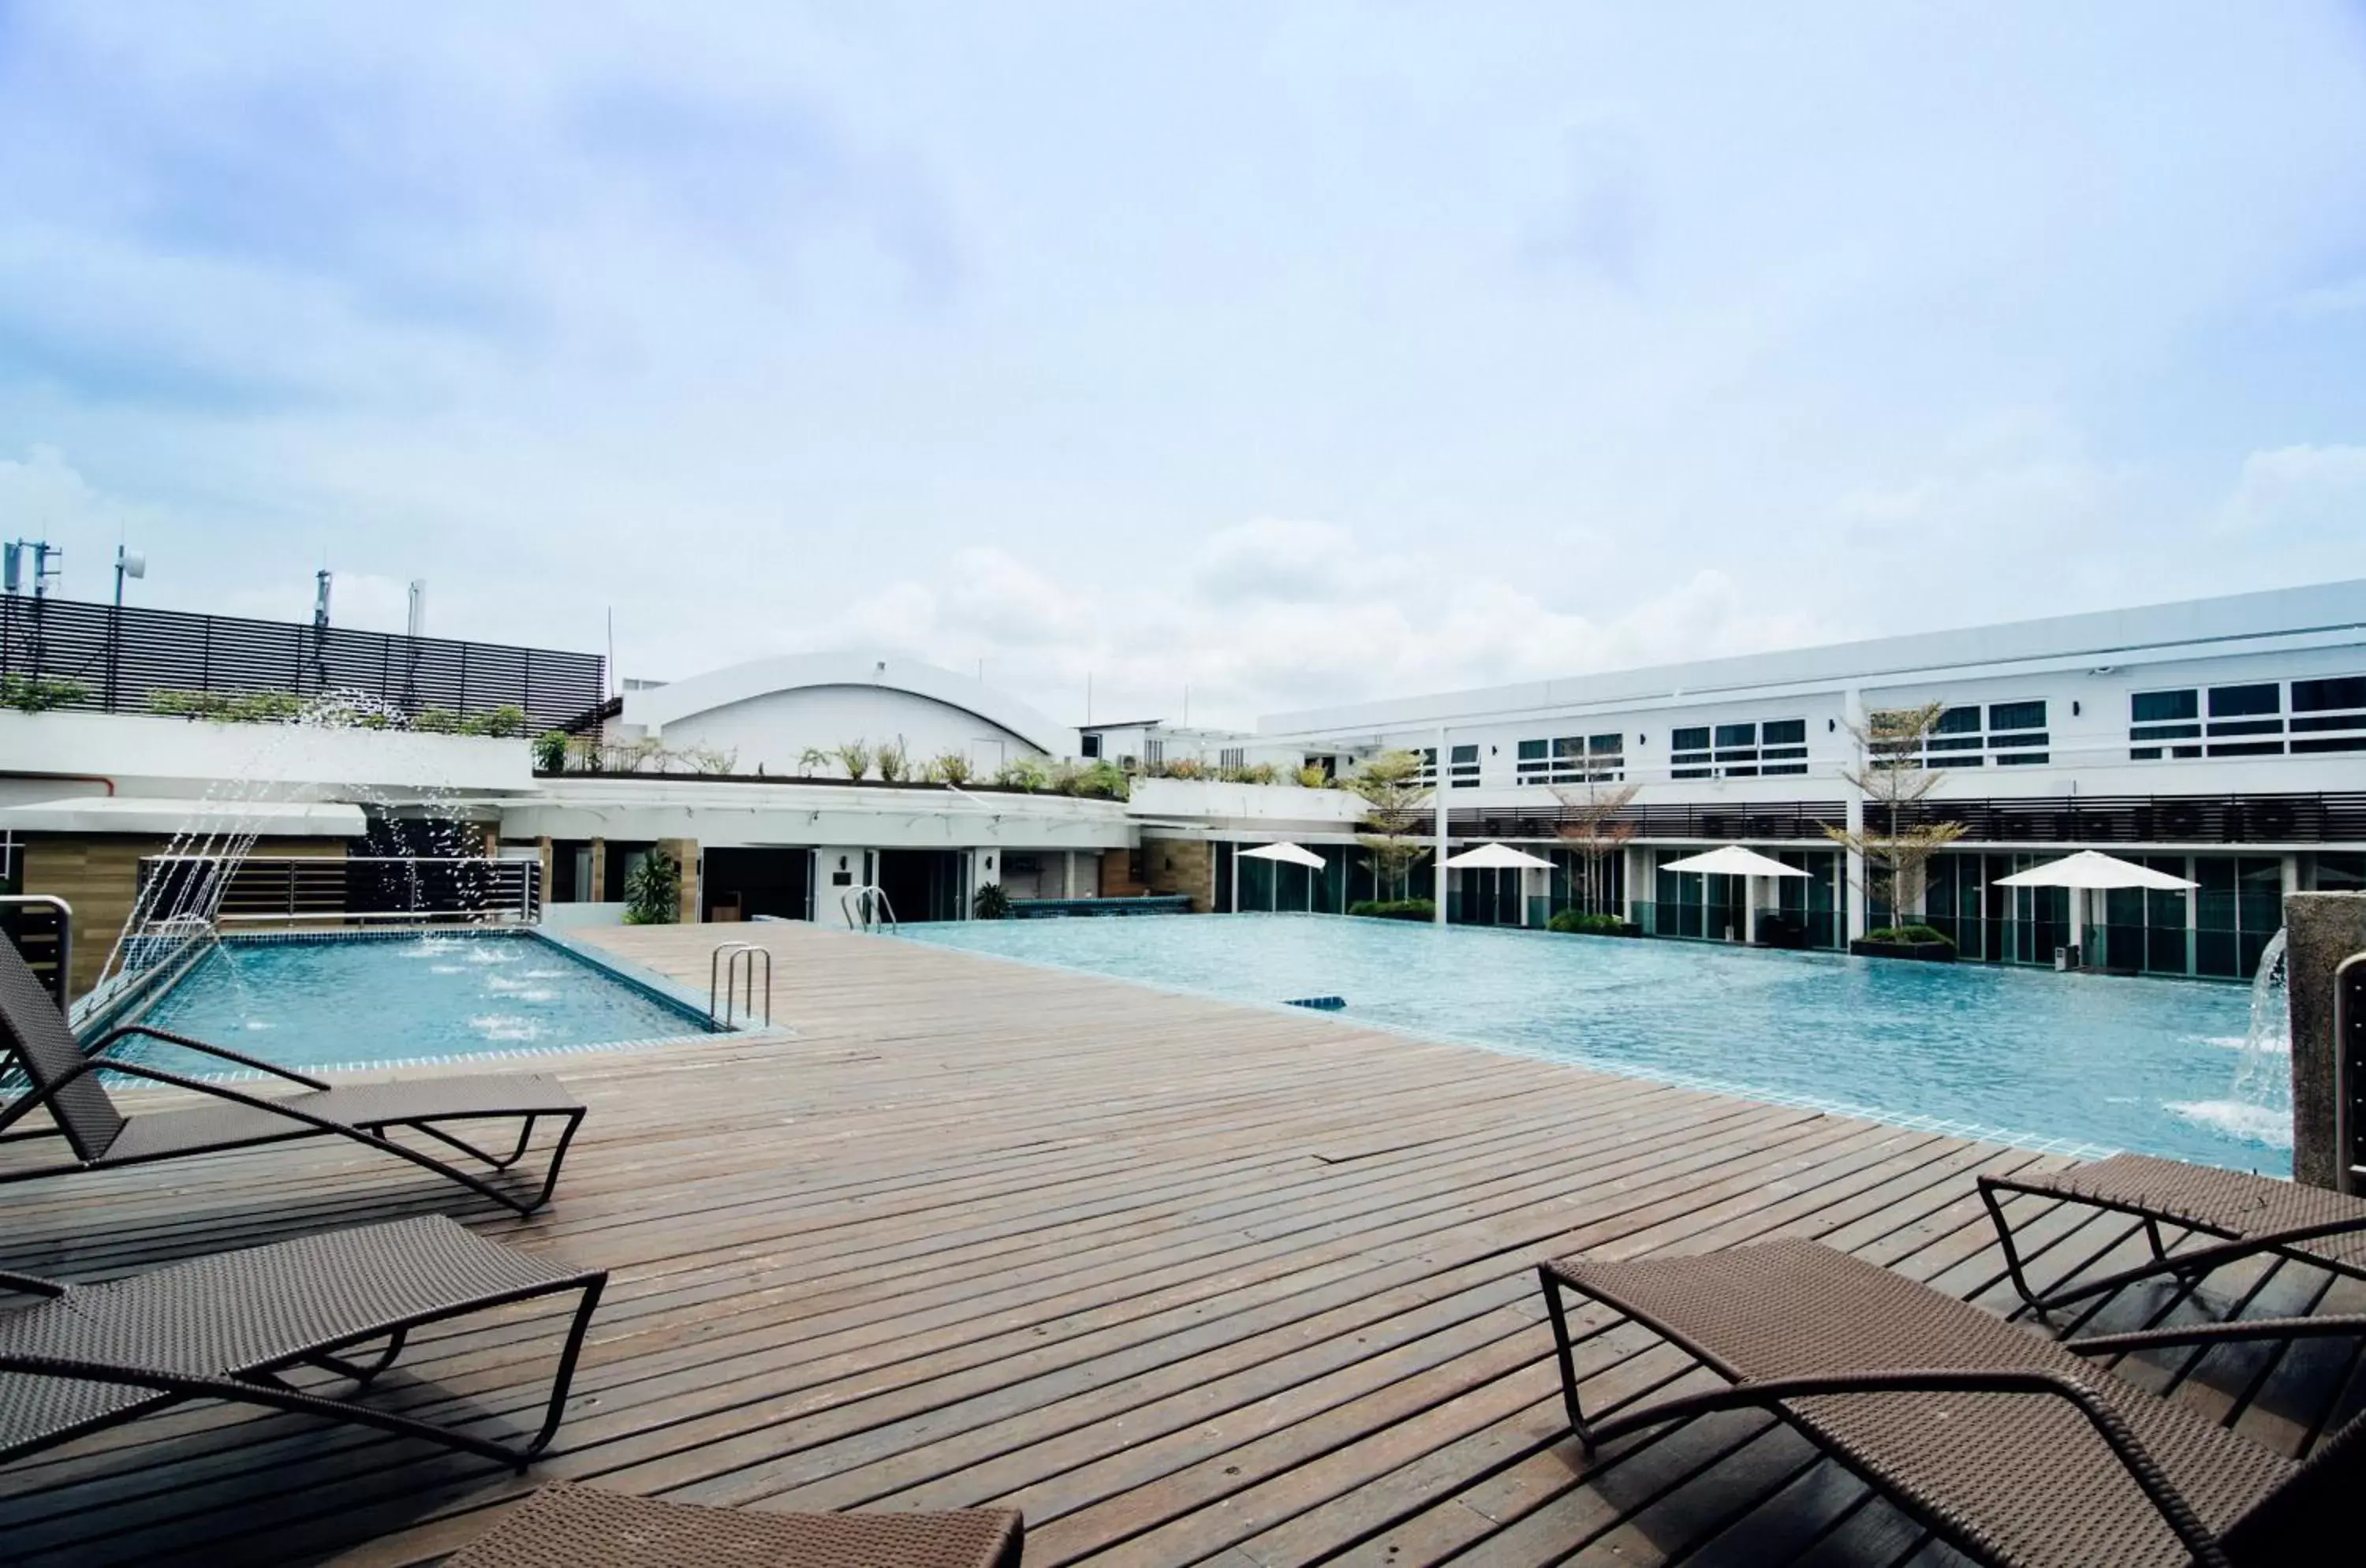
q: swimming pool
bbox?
[119,931,716,1076]
[901,914,2283,1174]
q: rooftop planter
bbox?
[1849,926,1957,962]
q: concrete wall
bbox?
[0,711,534,800]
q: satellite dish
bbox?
[119,549,147,580]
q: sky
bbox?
[2,3,2364,731]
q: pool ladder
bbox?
[839,885,898,933]
[707,941,773,1028]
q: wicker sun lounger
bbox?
[0,940,585,1214]
[0,1215,604,1469]
[1980,1154,2366,1321]
[445,1483,1024,1568]
[1539,1238,2360,1568]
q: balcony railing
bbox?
[137,856,543,926]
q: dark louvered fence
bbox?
[0,595,604,733]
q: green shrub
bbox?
[621,848,681,924]
[1061,759,1129,800]
[1547,909,1633,935]
[410,706,462,734]
[972,882,1012,920]
[835,740,874,780]
[1295,764,1330,789]
[533,730,570,771]
[927,750,974,785]
[995,757,1049,792]
[1348,898,1436,921]
[1865,924,1953,946]
[461,703,527,738]
[147,689,234,719]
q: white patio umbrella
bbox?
[1438,842,1556,929]
[1659,844,1808,944]
[1657,845,1810,879]
[1994,851,2197,969]
[1437,842,1555,870]
[1236,841,1327,912]
[1993,850,2197,891]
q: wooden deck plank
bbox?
[0,920,2336,1568]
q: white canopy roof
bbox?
[1658,844,1811,879]
[0,796,368,838]
[1237,841,1327,869]
[1439,842,1555,871]
[1994,850,2198,891]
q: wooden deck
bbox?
[2,921,2355,1566]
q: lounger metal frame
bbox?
[0,1238,604,1469]
[0,1023,584,1214]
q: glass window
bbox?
[1552,735,1584,759]
[1934,705,1981,734]
[1517,739,1547,760]
[1080,734,1103,758]
[2293,676,2366,712]
[1588,732,1621,755]
[2209,683,2280,717]
[1761,719,1805,745]
[1670,726,1710,752]
[1713,722,1756,749]
[2132,690,2197,723]
[1987,700,2045,731]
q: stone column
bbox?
[588,838,607,905]
[658,838,700,924]
[536,836,553,915]
[2289,892,2366,1190]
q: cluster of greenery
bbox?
[145,689,528,737]
[1347,898,1436,921]
[972,882,1013,920]
[409,704,528,737]
[621,847,681,925]
[1141,756,1336,788]
[989,756,1129,799]
[2,674,91,712]
[1547,909,1635,935]
[1863,924,1954,946]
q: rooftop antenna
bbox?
[5,539,62,598]
[407,579,426,637]
[605,606,616,699]
[313,569,333,630]
[113,543,145,608]
[1086,670,1092,726]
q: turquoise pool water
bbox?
[122,932,713,1075]
[902,914,2283,1174]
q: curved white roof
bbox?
[624,652,1075,756]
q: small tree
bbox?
[1348,749,1435,902]
[797,745,833,778]
[532,730,569,772]
[1821,701,1967,927]
[621,848,681,925]
[1551,781,1638,916]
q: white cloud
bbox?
[814,525,1844,730]
[2217,443,2366,540]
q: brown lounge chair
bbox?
[445,1483,1024,1568]
[1980,1154,2366,1323]
[1538,1238,2360,1568]
[0,1215,604,1469]
[0,939,584,1215]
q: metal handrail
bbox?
[707,941,772,1028]
[0,894,73,1014]
[838,885,898,932]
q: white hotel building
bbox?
[4,578,2361,994]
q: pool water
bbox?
[124,932,712,1075]
[902,914,2283,1174]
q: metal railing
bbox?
[708,941,773,1028]
[1,592,604,731]
[138,855,541,925]
[0,894,73,1012]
